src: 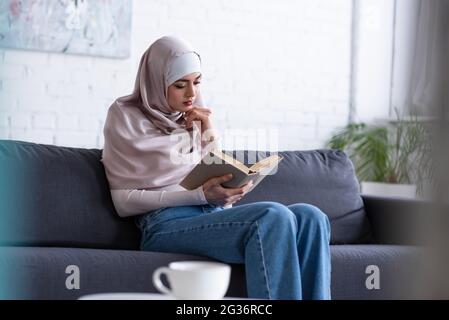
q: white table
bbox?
[79,293,175,300]
[78,292,250,300]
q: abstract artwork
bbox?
[0,0,132,58]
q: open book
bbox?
[180,150,283,192]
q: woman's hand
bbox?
[183,105,212,133]
[202,174,253,207]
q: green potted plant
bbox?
[326,112,433,198]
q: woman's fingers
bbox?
[224,194,243,206]
[184,110,210,128]
[211,174,234,186]
[184,107,211,117]
[241,181,253,193]
[203,179,250,206]
[224,181,253,197]
[184,111,210,121]
[191,106,211,113]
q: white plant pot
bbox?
[361,181,417,199]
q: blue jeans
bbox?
[136,201,331,300]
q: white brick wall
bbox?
[0,0,354,151]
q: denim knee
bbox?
[256,201,297,230]
[288,203,330,230]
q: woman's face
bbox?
[167,72,202,112]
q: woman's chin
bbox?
[176,105,192,112]
[169,107,185,113]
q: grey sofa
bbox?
[0,140,426,299]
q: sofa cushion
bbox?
[0,245,422,299]
[228,150,372,244]
[0,246,247,300]
[330,244,423,299]
[0,140,140,250]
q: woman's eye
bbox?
[175,82,201,89]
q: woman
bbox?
[102,36,331,300]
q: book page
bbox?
[211,151,250,174]
[249,155,283,173]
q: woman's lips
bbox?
[183,101,193,106]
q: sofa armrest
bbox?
[362,195,436,245]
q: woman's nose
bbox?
[186,84,195,98]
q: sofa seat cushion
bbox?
[0,245,423,300]
[0,246,246,299]
[330,244,424,299]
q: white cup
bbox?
[152,261,231,300]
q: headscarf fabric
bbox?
[102,36,214,190]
